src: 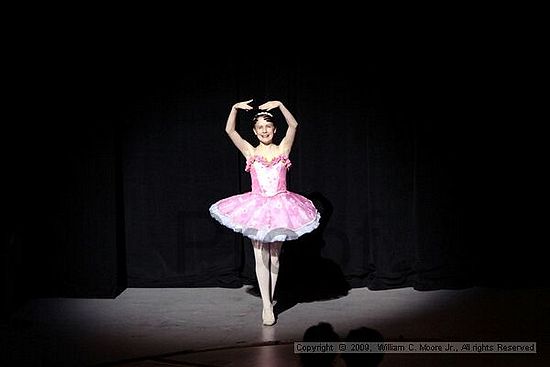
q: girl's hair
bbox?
[252,111,276,129]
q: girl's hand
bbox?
[233,99,254,111]
[258,100,282,111]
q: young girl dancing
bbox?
[209,99,320,326]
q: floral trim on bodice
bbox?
[245,154,292,172]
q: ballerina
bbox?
[209,99,320,325]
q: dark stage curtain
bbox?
[121,53,471,292]
[5,44,544,315]
[4,98,126,304]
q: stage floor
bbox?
[2,286,549,366]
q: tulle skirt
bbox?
[209,191,320,243]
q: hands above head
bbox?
[233,99,254,111]
[258,101,283,111]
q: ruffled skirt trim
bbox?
[209,196,321,243]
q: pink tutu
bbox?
[209,154,320,242]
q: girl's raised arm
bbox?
[225,99,255,158]
[258,100,298,155]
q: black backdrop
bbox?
[121,54,468,292]
[4,36,545,316]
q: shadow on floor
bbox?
[246,191,351,317]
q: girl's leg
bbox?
[252,240,275,325]
[269,241,283,301]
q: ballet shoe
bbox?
[262,304,276,326]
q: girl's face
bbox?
[253,117,276,145]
